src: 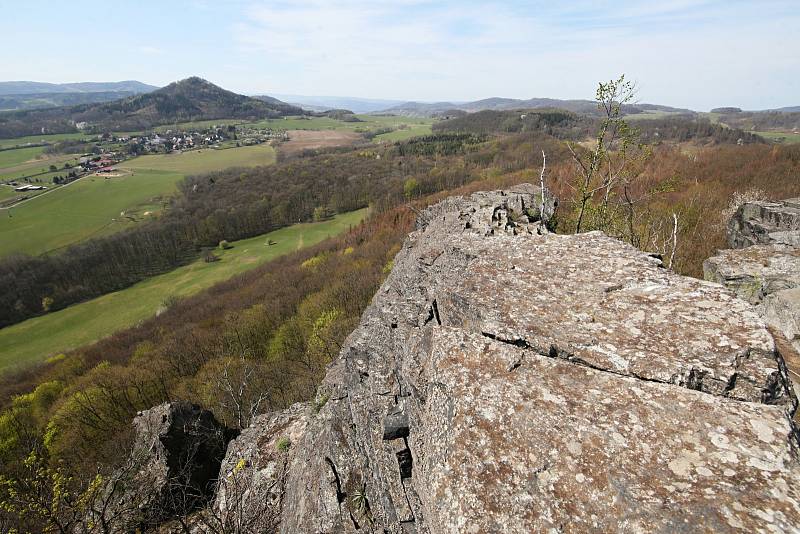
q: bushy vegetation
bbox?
[635,116,764,144]
[434,108,592,139]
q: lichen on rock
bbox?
[198,186,800,533]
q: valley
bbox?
[0,208,366,372]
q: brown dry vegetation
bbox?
[279,129,362,155]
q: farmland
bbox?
[0,144,276,257]
[252,114,434,141]
[0,112,427,257]
[0,145,46,167]
[120,143,276,174]
[0,208,367,373]
[751,130,800,144]
[0,131,90,149]
[0,168,184,256]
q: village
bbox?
[0,123,289,206]
[122,124,288,155]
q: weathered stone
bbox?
[704,245,800,305]
[437,231,792,409]
[416,327,800,533]
[728,198,800,248]
[209,185,800,533]
[90,402,233,532]
[705,198,800,401]
[383,404,410,440]
[210,403,310,533]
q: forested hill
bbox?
[0,80,158,95]
[382,97,693,117]
[0,77,304,138]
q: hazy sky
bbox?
[1,0,798,110]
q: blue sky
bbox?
[1,0,798,110]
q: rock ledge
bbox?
[211,186,800,533]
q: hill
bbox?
[0,90,145,111]
[269,94,406,113]
[74,77,304,130]
[382,97,692,117]
[0,80,157,96]
[0,77,304,137]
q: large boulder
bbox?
[87,402,235,532]
[727,197,800,248]
[706,197,800,397]
[211,185,799,533]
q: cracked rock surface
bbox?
[210,185,800,533]
[706,198,800,399]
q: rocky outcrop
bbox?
[210,185,800,533]
[727,197,800,248]
[89,402,235,532]
[706,198,800,399]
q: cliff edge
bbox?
[200,185,799,533]
[706,197,800,400]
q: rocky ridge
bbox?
[196,185,799,533]
[705,197,800,398]
[112,186,800,532]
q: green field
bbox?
[753,130,800,144]
[0,187,19,202]
[0,146,46,167]
[0,132,90,149]
[251,114,434,141]
[0,154,80,182]
[0,144,278,257]
[120,144,276,174]
[0,209,367,373]
[374,123,433,142]
[0,169,184,256]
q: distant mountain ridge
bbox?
[269,94,406,114]
[0,77,303,138]
[0,91,148,112]
[380,97,694,117]
[0,80,158,96]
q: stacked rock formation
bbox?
[200,185,798,533]
[705,198,800,398]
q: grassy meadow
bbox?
[120,143,276,174]
[752,130,800,144]
[0,208,367,373]
[0,153,80,182]
[0,169,184,256]
[0,132,90,149]
[0,146,47,167]
[252,114,434,141]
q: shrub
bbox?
[276,436,291,453]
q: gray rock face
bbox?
[706,198,800,396]
[91,402,233,532]
[213,185,800,533]
[727,198,800,248]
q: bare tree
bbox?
[566,75,651,238]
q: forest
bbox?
[434,108,765,145]
[0,133,489,328]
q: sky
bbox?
[1,0,798,111]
